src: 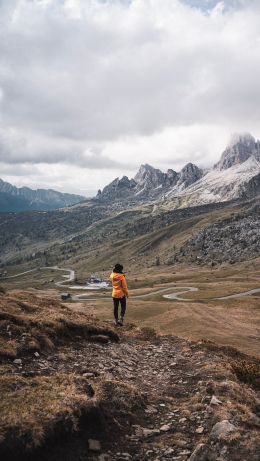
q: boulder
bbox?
[210,420,236,440]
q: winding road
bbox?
[2,266,260,301]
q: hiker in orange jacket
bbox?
[110,263,129,326]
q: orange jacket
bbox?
[110,272,129,298]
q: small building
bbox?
[60,293,71,301]
[89,275,103,284]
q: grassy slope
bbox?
[1,197,256,271]
[1,198,259,358]
[0,289,143,459]
[0,289,259,461]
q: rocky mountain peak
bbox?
[98,175,137,200]
[214,133,260,170]
[165,168,178,187]
[229,132,255,147]
[178,162,203,188]
[134,164,165,192]
[96,133,260,204]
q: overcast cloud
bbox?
[0,0,260,195]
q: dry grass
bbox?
[67,261,260,357]
[0,337,17,359]
[230,358,260,389]
[0,373,91,452]
[0,290,145,459]
[75,295,260,357]
[0,372,143,458]
[0,290,119,360]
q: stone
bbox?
[187,443,209,461]
[141,428,160,437]
[13,359,22,365]
[210,420,236,440]
[196,427,204,434]
[83,372,95,378]
[145,405,158,414]
[88,439,101,451]
[210,395,222,405]
[179,417,187,423]
[164,448,175,455]
[160,424,171,432]
[34,352,40,357]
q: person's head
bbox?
[113,263,123,273]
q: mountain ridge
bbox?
[0,178,86,212]
[97,133,260,206]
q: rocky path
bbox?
[20,328,260,461]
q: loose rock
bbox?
[210,395,222,405]
[88,439,101,451]
[210,420,236,440]
[188,443,209,461]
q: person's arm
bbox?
[121,276,129,297]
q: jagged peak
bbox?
[177,162,203,189]
[214,132,259,170]
[134,163,160,179]
[180,162,201,173]
[134,163,163,185]
[139,163,157,171]
[228,132,255,147]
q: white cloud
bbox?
[0,0,260,194]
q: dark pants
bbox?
[113,296,126,320]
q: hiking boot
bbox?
[118,317,124,326]
[114,319,119,326]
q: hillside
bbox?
[175,203,260,265]
[0,288,259,461]
[0,201,110,267]
[1,196,259,274]
[0,179,86,212]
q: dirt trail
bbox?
[21,329,260,461]
[3,266,260,300]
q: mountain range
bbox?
[0,180,86,212]
[97,133,260,207]
[0,133,259,270]
[1,133,259,213]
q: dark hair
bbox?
[113,263,123,273]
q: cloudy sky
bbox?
[0,0,260,196]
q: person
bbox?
[110,263,129,326]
